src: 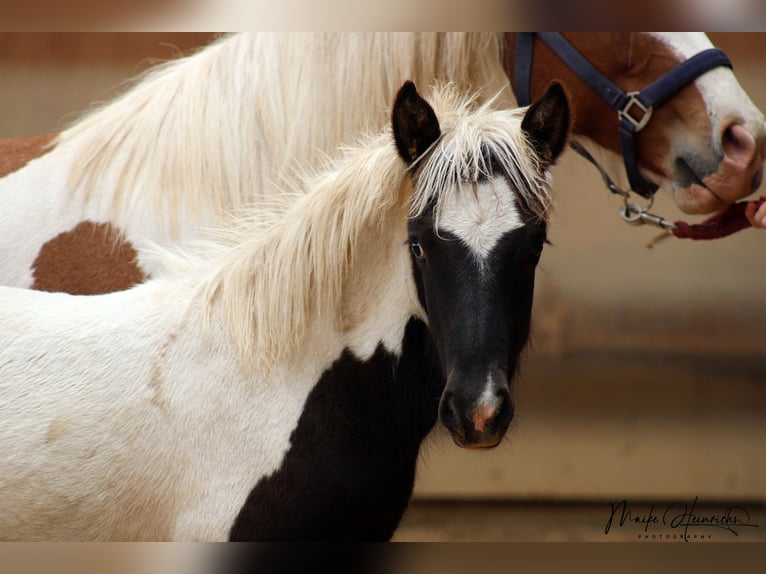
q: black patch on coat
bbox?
[229,318,443,542]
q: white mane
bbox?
[153,84,550,373]
[58,33,512,234]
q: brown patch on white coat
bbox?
[32,221,146,294]
[0,133,57,178]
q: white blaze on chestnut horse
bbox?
[0,81,569,540]
[0,33,763,294]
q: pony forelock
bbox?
[410,84,552,226]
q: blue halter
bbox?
[513,33,733,199]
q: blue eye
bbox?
[410,239,425,260]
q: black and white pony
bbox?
[0,81,569,541]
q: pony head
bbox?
[392,81,570,448]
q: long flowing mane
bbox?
[158,84,549,373]
[57,33,511,233]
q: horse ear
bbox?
[392,81,441,165]
[521,81,571,172]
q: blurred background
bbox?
[0,33,763,542]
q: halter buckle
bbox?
[619,92,653,132]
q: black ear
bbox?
[392,81,441,165]
[521,82,571,172]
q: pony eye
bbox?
[410,239,425,260]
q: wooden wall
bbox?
[1,32,764,64]
[0,34,218,65]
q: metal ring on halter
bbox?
[618,92,653,132]
[618,175,655,218]
[619,202,646,226]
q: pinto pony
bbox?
[0,33,762,294]
[0,81,570,541]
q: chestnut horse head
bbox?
[506,32,766,215]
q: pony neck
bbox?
[200,135,420,375]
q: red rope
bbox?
[671,196,766,240]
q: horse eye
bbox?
[410,239,425,260]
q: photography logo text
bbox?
[604,497,759,541]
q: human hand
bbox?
[745,200,766,229]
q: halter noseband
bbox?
[513,32,733,204]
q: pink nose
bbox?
[718,122,765,194]
[472,403,498,433]
[722,123,757,168]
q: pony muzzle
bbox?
[438,371,514,449]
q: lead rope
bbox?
[662,196,766,245]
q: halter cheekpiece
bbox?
[513,32,733,230]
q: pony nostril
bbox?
[497,391,514,424]
[471,403,498,433]
[722,123,756,165]
[471,388,512,434]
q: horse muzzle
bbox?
[675,122,766,214]
[438,368,514,449]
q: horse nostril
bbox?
[722,123,756,165]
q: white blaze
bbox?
[437,178,523,262]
